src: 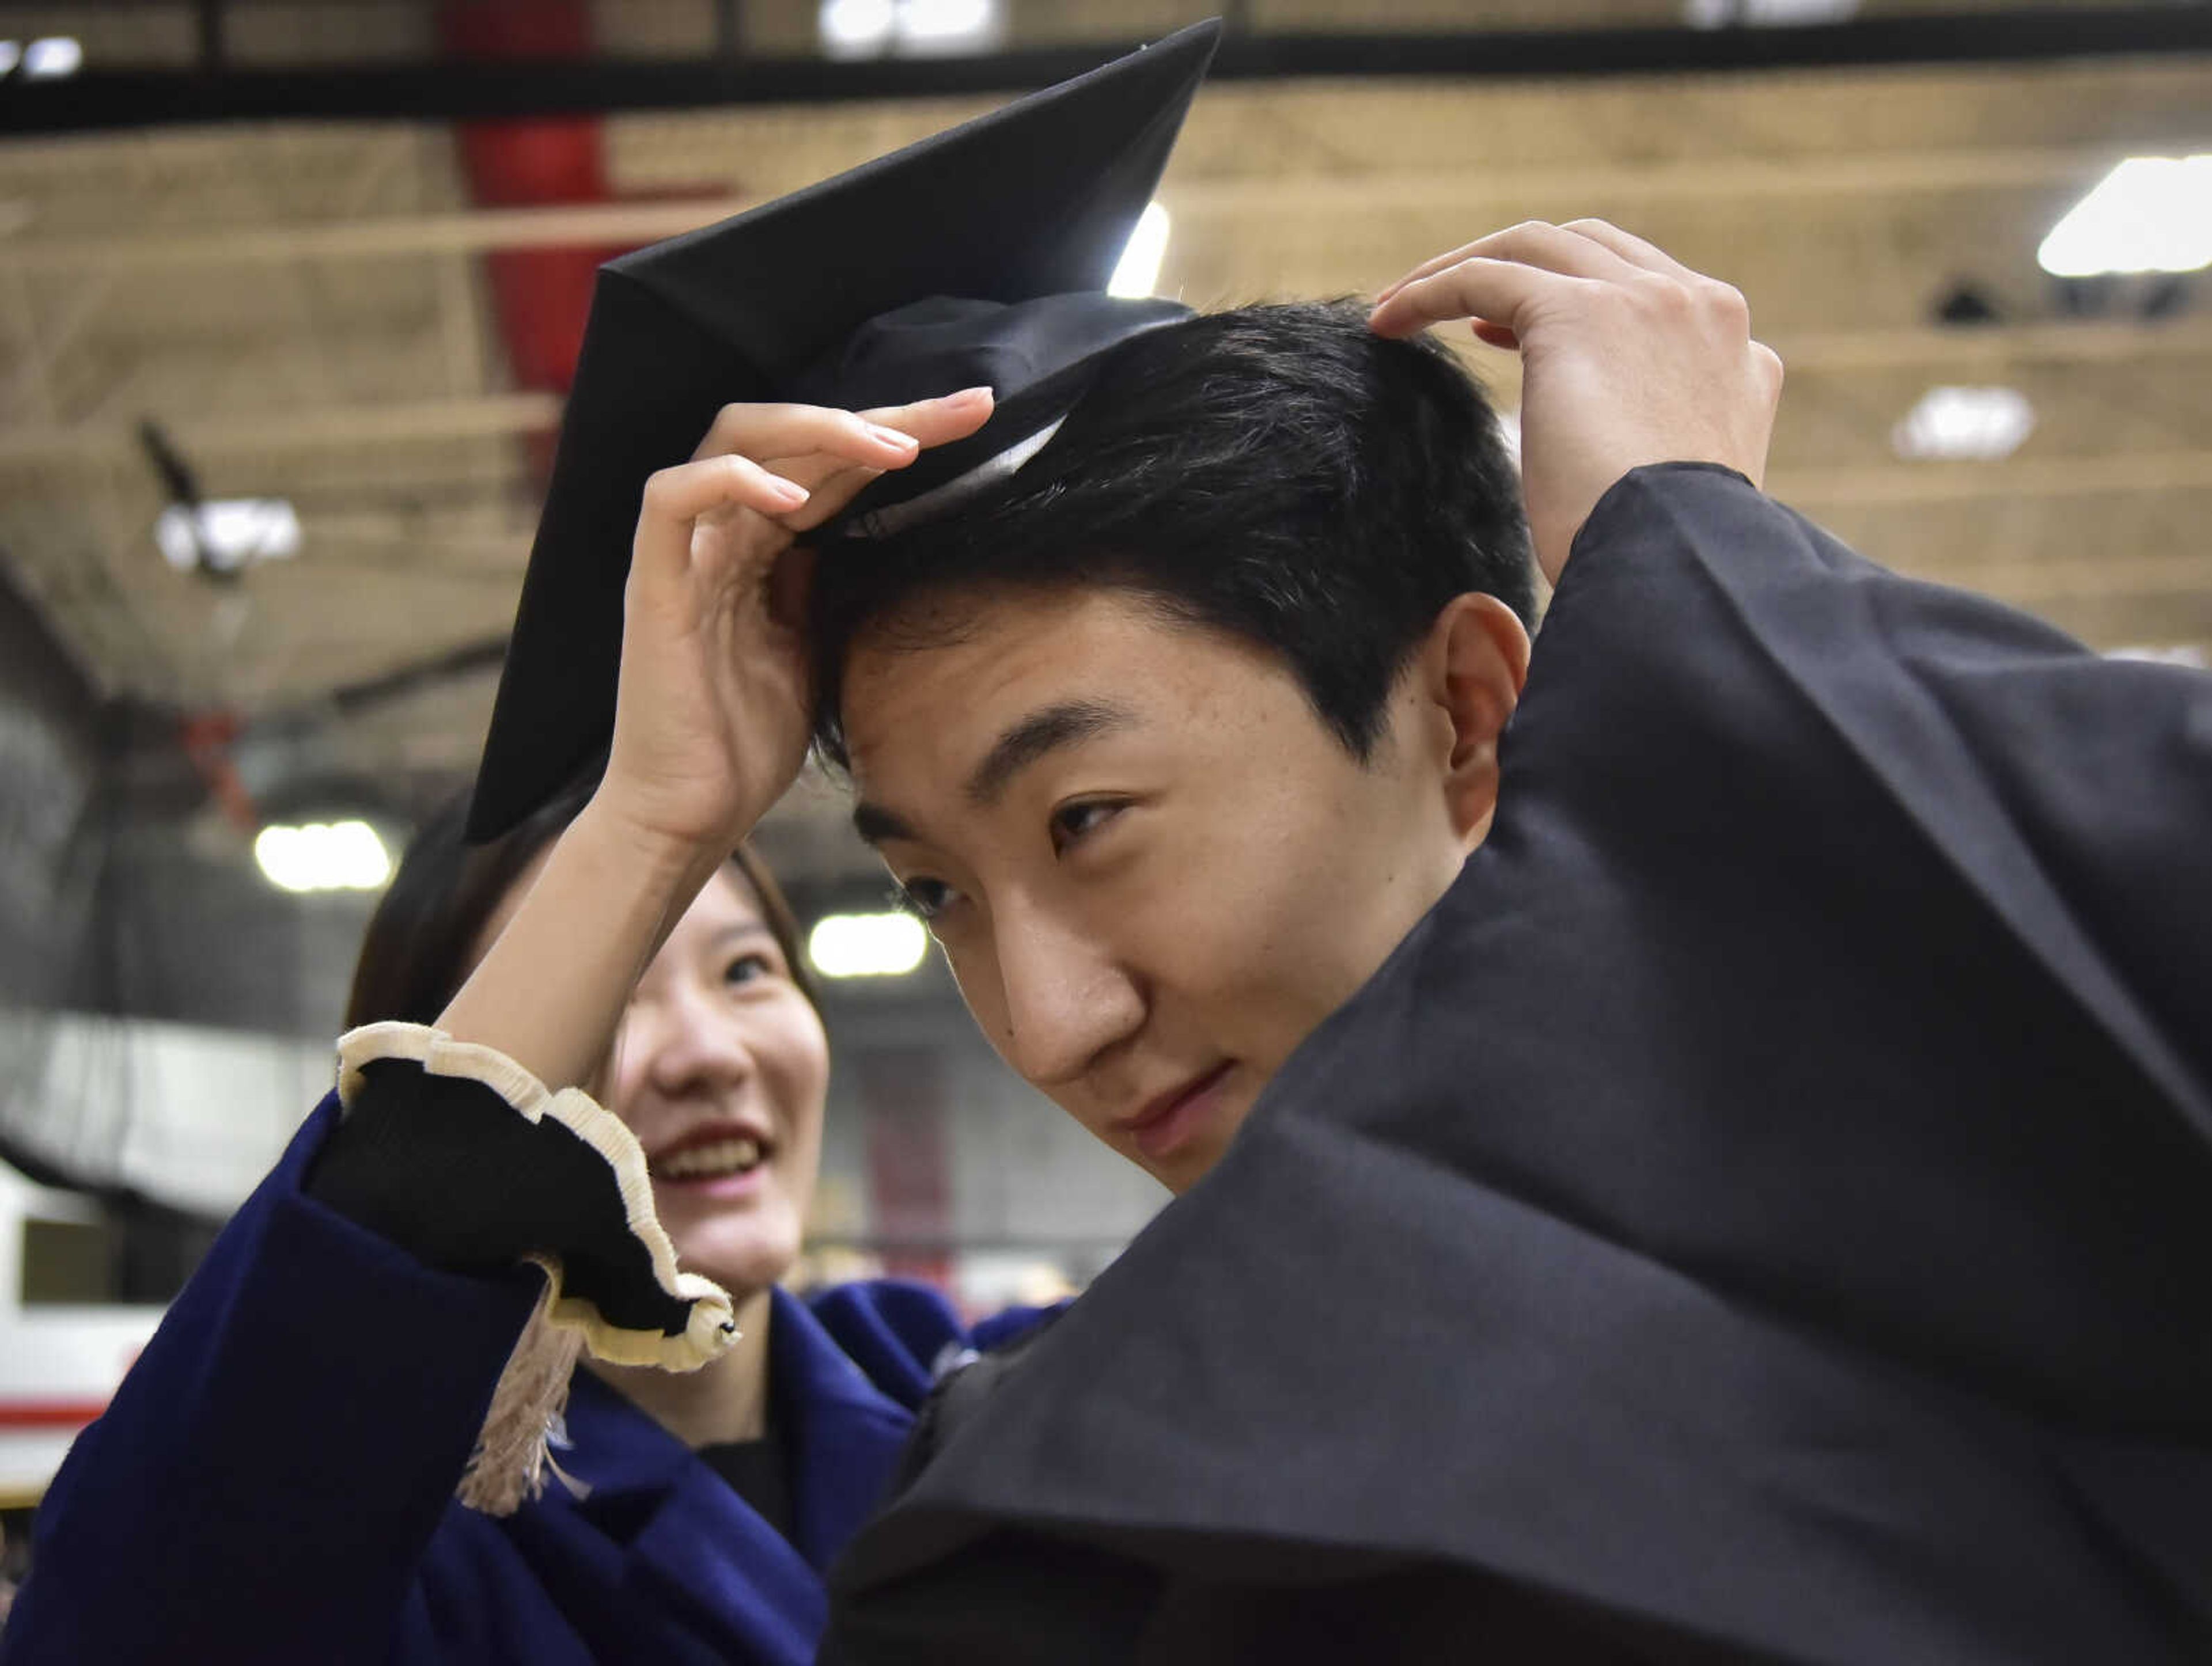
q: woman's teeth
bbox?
[658,1137,764,1181]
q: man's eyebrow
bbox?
[849,697,1139,847]
[851,800,919,848]
[963,699,1137,809]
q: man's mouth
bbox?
[1121,1062,1234,1163]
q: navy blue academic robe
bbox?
[6,1100,1022,1664]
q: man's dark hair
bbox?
[809,300,1534,769]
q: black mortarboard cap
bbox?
[465,20,1222,841]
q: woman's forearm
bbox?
[435,796,725,1092]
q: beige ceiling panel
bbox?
[0,40,2203,768]
[223,2,436,66]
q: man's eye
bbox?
[892,877,955,921]
[1050,799,1124,854]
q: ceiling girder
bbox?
[5,8,2209,134]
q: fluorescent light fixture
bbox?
[0,43,20,77]
[820,0,896,56]
[2039,155,2212,278]
[154,499,302,574]
[1891,385,2035,462]
[22,37,81,78]
[1109,203,1171,299]
[898,0,999,51]
[254,821,393,894]
[808,912,929,978]
[1685,0,1857,24]
[820,0,1000,58]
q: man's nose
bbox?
[989,903,1145,1091]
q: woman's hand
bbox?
[1368,219,1783,586]
[597,388,996,863]
[440,389,993,1094]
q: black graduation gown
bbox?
[817,463,2212,1665]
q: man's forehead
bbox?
[842,587,1179,753]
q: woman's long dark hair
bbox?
[345,771,816,1029]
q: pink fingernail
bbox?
[870,424,919,450]
[772,479,809,505]
[950,385,994,404]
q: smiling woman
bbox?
[9,771,1055,1662]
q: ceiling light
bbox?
[1891,385,2035,462]
[154,499,301,575]
[0,43,20,77]
[1108,203,1171,299]
[254,821,393,894]
[896,0,1000,52]
[820,0,1000,58]
[808,912,929,978]
[2039,155,2212,278]
[21,37,82,79]
[820,0,896,57]
[1685,0,1858,25]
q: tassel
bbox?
[456,1270,588,1516]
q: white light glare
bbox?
[2107,644,2209,669]
[154,499,302,574]
[1891,385,2035,462]
[1684,0,1858,25]
[2039,155,2212,278]
[1109,203,1172,299]
[808,912,929,978]
[820,0,1001,58]
[254,821,393,894]
[0,43,20,77]
[1494,409,1523,469]
[820,0,895,56]
[899,0,997,48]
[22,37,82,78]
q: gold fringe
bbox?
[456,1272,588,1516]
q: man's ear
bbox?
[1416,593,1531,848]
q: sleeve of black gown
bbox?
[1501,462,2212,1417]
[1539,461,2212,1130]
[818,463,2212,1666]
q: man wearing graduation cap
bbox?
[16,18,2212,1664]
[442,12,2212,1656]
[431,9,2212,1654]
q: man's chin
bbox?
[1145,1121,1238,1196]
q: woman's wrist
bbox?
[569,788,734,906]
[435,799,736,1093]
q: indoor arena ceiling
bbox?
[1,1,2207,884]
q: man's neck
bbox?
[588,1284,776,1449]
